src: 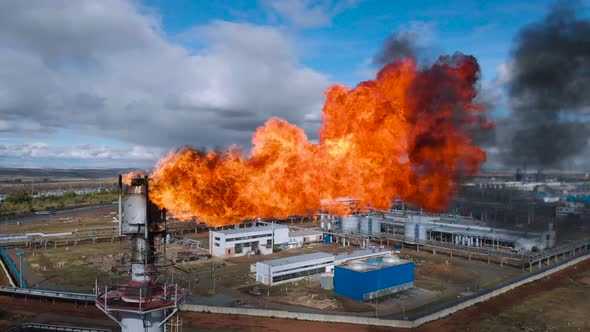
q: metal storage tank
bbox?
[349,261,366,270]
[416,223,426,241]
[359,217,370,234]
[341,216,359,233]
[383,255,401,264]
[404,222,416,242]
[371,218,381,236]
[366,257,384,266]
[320,273,334,290]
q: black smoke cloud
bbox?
[373,31,419,65]
[506,1,590,167]
[374,32,495,148]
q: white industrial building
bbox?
[255,249,392,286]
[399,217,556,252]
[255,252,334,286]
[326,211,556,252]
[284,229,323,249]
[210,224,289,257]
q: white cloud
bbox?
[496,61,513,85]
[263,0,361,29]
[0,143,163,161]
[397,20,438,46]
[0,0,330,163]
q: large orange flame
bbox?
[140,56,489,226]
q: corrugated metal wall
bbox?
[334,262,414,301]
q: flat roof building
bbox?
[284,229,323,249]
[256,252,334,286]
[334,256,414,301]
[210,224,289,257]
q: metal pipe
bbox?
[104,285,108,311]
[118,175,122,237]
[139,287,142,312]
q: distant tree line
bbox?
[0,188,117,217]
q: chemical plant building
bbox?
[255,252,334,286]
[255,248,393,287]
[210,224,289,257]
[285,229,323,249]
[399,216,556,252]
[331,212,556,252]
[334,256,414,301]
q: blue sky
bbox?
[147,0,557,84]
[0,0,588,168]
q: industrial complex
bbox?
[0,170,589,331]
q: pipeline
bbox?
[0,246,26,287]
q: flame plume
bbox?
[140,56,489,226]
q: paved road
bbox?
[1,204,115,226]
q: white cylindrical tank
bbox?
[342,216,359,233]
[383,255,400,264]
[320,273,334,290]
[121,310,165,332]
[122,185,147,234]
[416,224,426,241]
[349,261,366,270]
[360,217,370,234]
[404,222,416,242]
[371,218,381,236]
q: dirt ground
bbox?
[9,212,523,317]
[182,257,590,331]
[22,240,130,291]
[0,296,117,330]
[0,256,587,331]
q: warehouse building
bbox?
[255,252,334,286]
[284,229,323,249]
[334,256,414,301]
[210,224,289,257]
[401,218,556,252]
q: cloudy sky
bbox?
[0,0,587,168]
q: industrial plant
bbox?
[0,169,588,331]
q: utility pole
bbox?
[211,261,215,294]
[210,261,224,294]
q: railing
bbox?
[412,237,526,260]
[526,239,590,263]
[7,322,111,332]
[0,286,94,301]
[96,283,185,314]
[0,283,189,306]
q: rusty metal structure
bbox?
[95,176,185,332]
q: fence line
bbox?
[182,252,590,328]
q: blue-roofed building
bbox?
[334,256,414,301]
